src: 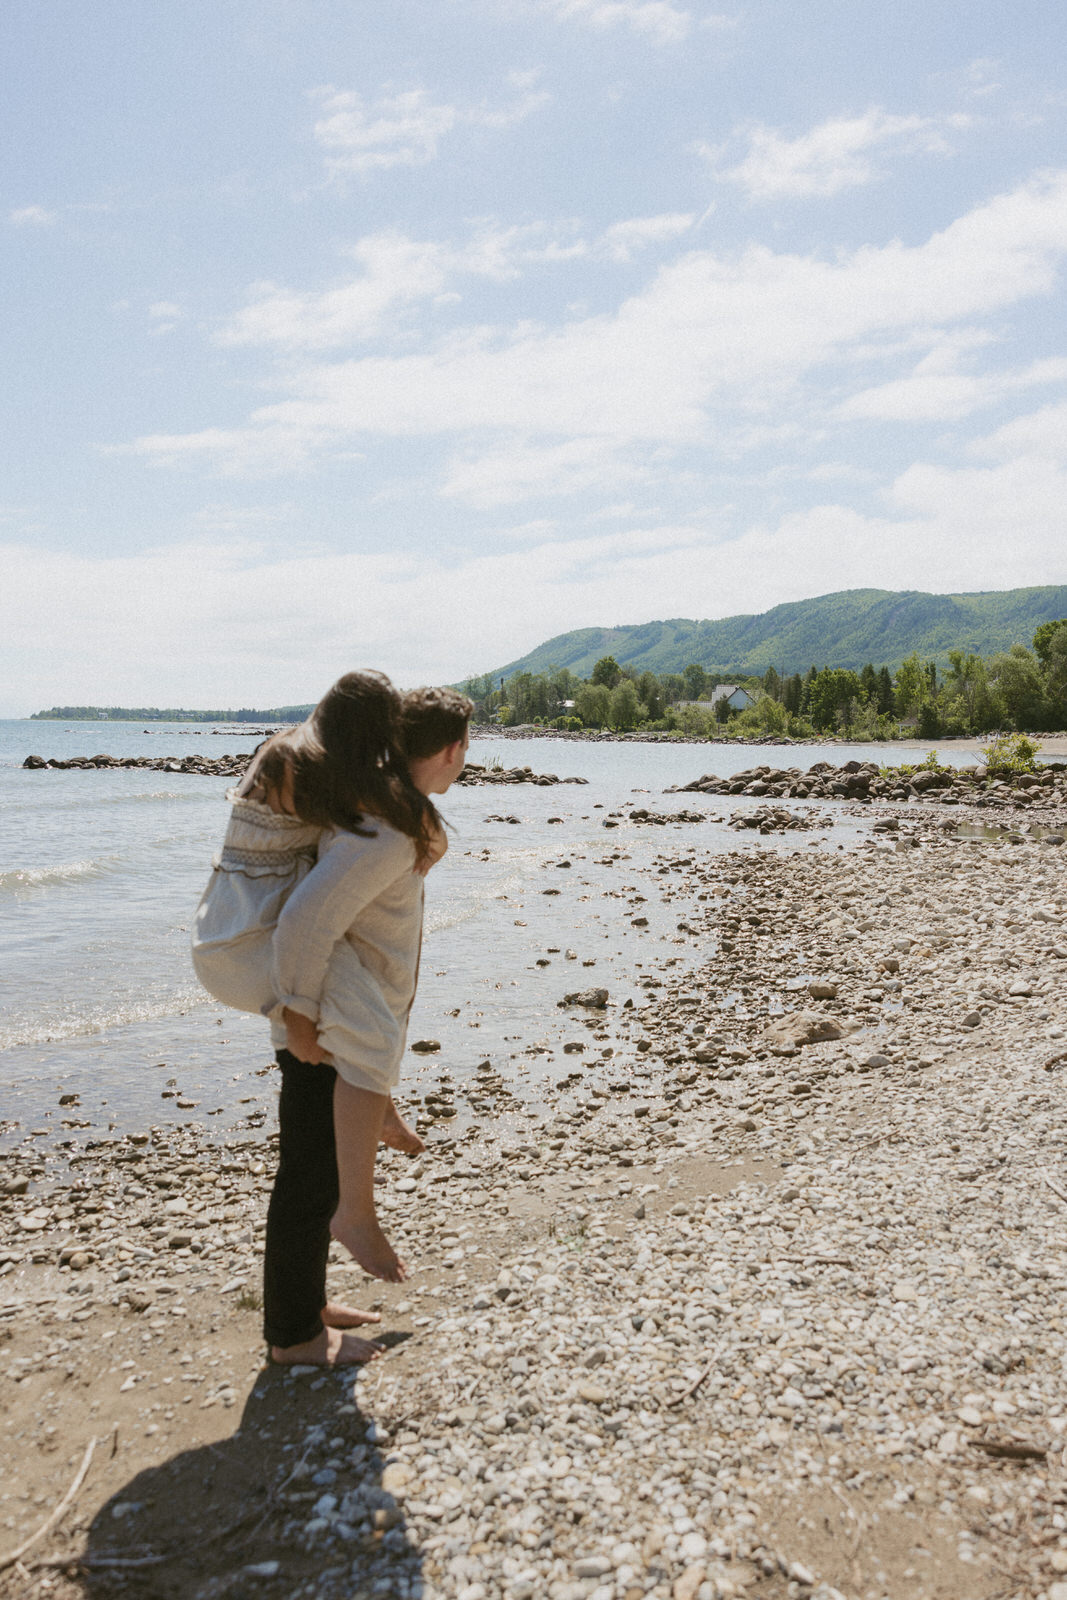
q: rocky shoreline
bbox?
[21,750,1067,822]
[474,726,1067,751]
[2,790,1067,1600]
[675,758,1067,814]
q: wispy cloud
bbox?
[540,0,704,46]
[962,58,1002,100]
[216,214,696,351]
[600,212,696,260]
[702,108,973,200]
[147,301,183,337]
[312,78,549,175]
[129,171,1067,492]
[9,204,57,228]
[440,436,650,508]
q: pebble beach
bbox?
[2,754,1067,1600]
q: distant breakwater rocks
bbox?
[23,752,253,776]
[674,757,1067,810]
[22,753,589,786]
[457,763,587,787]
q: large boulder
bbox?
[762,1011,854,1051]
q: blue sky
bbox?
[3,0,1066,713]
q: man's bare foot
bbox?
[331,1210,408,1283]
[322,1300,382,1329]
[270,1325,382,1366]
[381,1098,426,1155]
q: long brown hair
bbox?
[255,671,439,863]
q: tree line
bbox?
[29,705,314,722]
[461,619,1067,738]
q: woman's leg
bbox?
[262,1050,381,1362]
[331,1078,409,1282]
[380,1096,426,1155]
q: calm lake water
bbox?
[0,721,980,1144]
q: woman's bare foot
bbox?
[331,1210,408,1283]
[381,1098,425,1155]
[322,1300,382,1329]
[270,1325,382,1366]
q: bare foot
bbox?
[271,1325,382,1366]
[381,1098,426,1155]
[331,1210,408,1283]
[322,1300,382,1329]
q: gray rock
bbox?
[560,988,609,1009]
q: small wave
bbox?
[425,864,535,935]
[0,788,209,811]
[0,985,215,1051]
[124,790,209,804]
[0,857,120,896]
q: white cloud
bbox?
[313,89,457,172]
[542,0,696,45]
[312,80,549,175]
[219,234,453,349]
[977,399,1067,462]
[6,440,1067,711]
[123,423,326,478]
[9,204,57,227]
[703,108,973,200]
[130,170,1067,488]
[838,353,1067,423]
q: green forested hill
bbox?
[479,586,1067,682]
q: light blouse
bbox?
[191,791,321,1017]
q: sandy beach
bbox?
[2,772,1067,1600]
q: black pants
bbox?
[262,1049,338,1350]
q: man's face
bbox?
[423,728,468,795]
[444,729,469,788]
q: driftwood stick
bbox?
[969,1438,1048,1462]
[666,1366,711,1408]
[30,1553,167,1571]
[1040,1167,1067,1205]
[0,1436,96,1571]
[781,1255,854,1269]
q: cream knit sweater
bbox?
[268,821,424,1094]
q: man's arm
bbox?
[270,828,416,1027]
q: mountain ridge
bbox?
[473,586,1067,683]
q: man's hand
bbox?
[283,1007,326,1064]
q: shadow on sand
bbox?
[77,1358,425,1600]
